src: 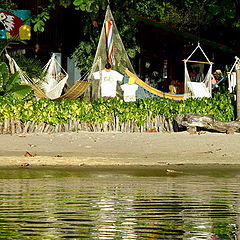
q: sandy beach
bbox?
[0,131,239,167]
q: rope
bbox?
[5,53,35,85]
[184,43,212,97]
[43,53,68,75]
[185,42,211,63]
[229,56,240,75]
[185,44,199,61]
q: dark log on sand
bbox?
[176,114,240,134]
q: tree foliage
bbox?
[0,0,18,10]
[31,0,240,71]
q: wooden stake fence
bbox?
[0,116,176,134]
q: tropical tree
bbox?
[30,0,240,71]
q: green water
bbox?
[0,166,239,239]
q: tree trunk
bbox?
[177,114,240,133]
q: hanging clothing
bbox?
[93,69,123,97]
[120,83,138,102]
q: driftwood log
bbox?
[177,113,240,134]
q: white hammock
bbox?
[187,82,211,98]
[41,53,69,99]
[227,56,239,93]
[184,43,213,98]
[6,53,69,99]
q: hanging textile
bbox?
[125,68,187,100]
[184,43,213,98]
[203,64,213,94]
[105,20,114,65]
[227,56,239,93]
[41,53,69,99]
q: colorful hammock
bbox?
[125,69,188,100]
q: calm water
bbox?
[0,166,239,240]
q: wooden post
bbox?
[236,58,240,119]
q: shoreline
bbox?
[0,131,240,167]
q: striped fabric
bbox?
[105,20,114,65]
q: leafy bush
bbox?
[0,62,32,100]
[0,93,235,125]
[0,0,18,10]
[14,55,45,80]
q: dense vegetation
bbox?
[0,0,237,127]
[28,0,240,71]
[0,93,234,126]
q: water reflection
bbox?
[0,166,239,239]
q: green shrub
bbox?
[0,93,235,125]
[14,55,45,80]
[0,62,32,100]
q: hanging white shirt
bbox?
[120,83,138,102]
[93,69,123,97]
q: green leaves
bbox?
[0,62,32,100]
[0,0,18,10]
[73,0,97,12]
[14,55,45,80]
[208,4,221,16]
[71,41,95,71]
[32,11,51,32]
[6,72,21,91]
[0,62,9,81]
[0,93,234,126]
[33,21,45,32]
[11,85,32,100]
[31,2,55,32]
[59,0,72,8]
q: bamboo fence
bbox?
[0,116,177,134]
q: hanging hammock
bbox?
[28,70,90,101]
[41,53,69,99]
[125,68,189,100]
[5,53,90,101]
[227,56,239,93]
[29,79,90,102]
[184,43,213,98]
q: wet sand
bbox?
[0,131,240,167]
